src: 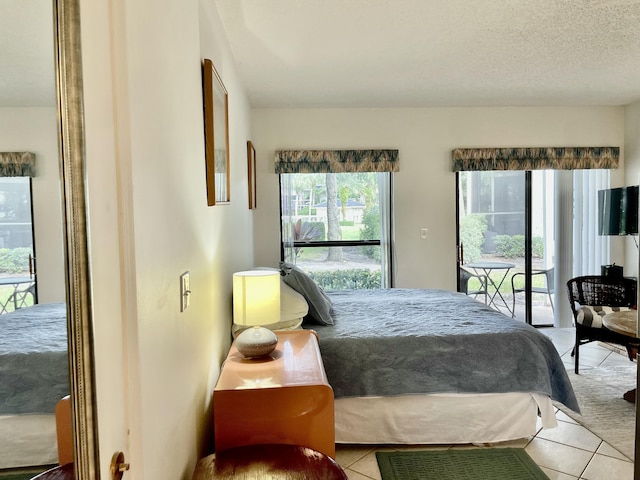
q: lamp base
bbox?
[235,326,278,358]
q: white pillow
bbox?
[280,279,309,321]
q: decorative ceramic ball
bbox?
[235,326,278,358]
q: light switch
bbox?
[420,228,428,240]
[180,272,190,312]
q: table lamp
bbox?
[233,270,281,358]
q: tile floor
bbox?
[335,327,636,479]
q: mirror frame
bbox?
[54,0,100,477]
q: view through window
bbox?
[280,172,392,290]
[0,177,36,313]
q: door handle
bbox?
[110,451,130,480]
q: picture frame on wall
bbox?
[202,58,230,205]
[247,141,257,209]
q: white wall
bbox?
[624,101,640,278]
[80,0,254,478]
[0,107,65,303]
[253,107,625,289]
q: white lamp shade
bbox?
[233,270,281,327]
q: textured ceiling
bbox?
[3,1,640,109]
[0,0,55,107]
[215,0,640,108]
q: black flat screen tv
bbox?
[598,185,639,235]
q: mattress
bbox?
[0,302,69,415]
[307,288,578,413]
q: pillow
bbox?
[280,280,309,321]
[280,261,333,326]
[576,305,631,328]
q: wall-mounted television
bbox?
[598,185,639,235]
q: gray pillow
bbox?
[280,262,333,326]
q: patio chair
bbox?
[566,275,638,374]
[511,267,554,318]
[8,282,35,310]
[459,267,488,304]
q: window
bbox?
[280,172,393,290]
[0,177,36,312]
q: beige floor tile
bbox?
[540,466,579,479]
[525,437,593,477]
[347,450,382,480]
[335,445,374,469]
[596,441,631,461]
[554,410,578,425]
[581,453,634,480]
[536,420,601,452]
[342,468,376,480]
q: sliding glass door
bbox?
[457,170,555,326]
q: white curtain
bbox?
[573,169,610,276]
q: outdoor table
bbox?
[0,276,34,314]
[464,261,516,315]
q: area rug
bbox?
[376,448,549,480]
[557,362,636,460]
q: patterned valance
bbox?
[0,152,36,177]
[275,149,399,174]
[452,147,619,172]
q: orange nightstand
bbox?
[213,330,335,458]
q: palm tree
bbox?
[326,173,343,262]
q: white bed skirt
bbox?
[0,414,57,468]
[335,392,557,445]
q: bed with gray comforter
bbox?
[0,302,69,414]
[307,288,579,413]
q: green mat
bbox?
[376,448,549,480]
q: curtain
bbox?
[275,149,399,174]
[452,147,619,172]
[0,152,36,177]
[573,169,611,276]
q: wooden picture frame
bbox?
[202,58,230,205]
[247,141,257,209]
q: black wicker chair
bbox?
[566,275,638,374]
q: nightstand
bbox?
[213,330,335,458]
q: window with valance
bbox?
[276,149,399,289]
[0,152,36,177]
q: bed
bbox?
[0,302,68,468]
[278,265,579,445]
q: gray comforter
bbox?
[307,289,579,412]
[0,303,69,414]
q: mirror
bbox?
[0,0,99,477]
[54,0,100,477]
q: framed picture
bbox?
[202,58,230,205]
[247,141,257,209]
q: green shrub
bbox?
[0,247,31,273]
[494,235,544,258]
[308,269,381,290]
[360,206,381,261]
[460,214,487,263]
[339,220,355,227]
